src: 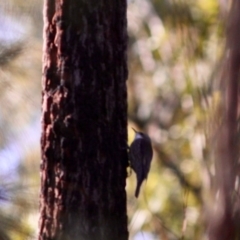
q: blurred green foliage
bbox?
[0,0,42,239]
[0,0,223,239]
[126,0,223,239]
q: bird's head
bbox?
[132,128,145,140]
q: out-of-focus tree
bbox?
[0,0,234,240]
[206,1,240,239]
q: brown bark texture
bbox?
[39,1,128,240]
[207,0,240,239]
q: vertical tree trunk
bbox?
[39,1,128,240]
[207,1,240,239]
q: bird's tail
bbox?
[135,179,143,198]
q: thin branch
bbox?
[154,144,202,202]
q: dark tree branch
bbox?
[154,144,202,202]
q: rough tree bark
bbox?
[39,1,128,240]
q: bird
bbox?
[129,128,153,198]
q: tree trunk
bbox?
[39,1,128,240]
[207,1,240,239]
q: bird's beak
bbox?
[132,127,138,133]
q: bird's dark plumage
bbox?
[129,129,153,198]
